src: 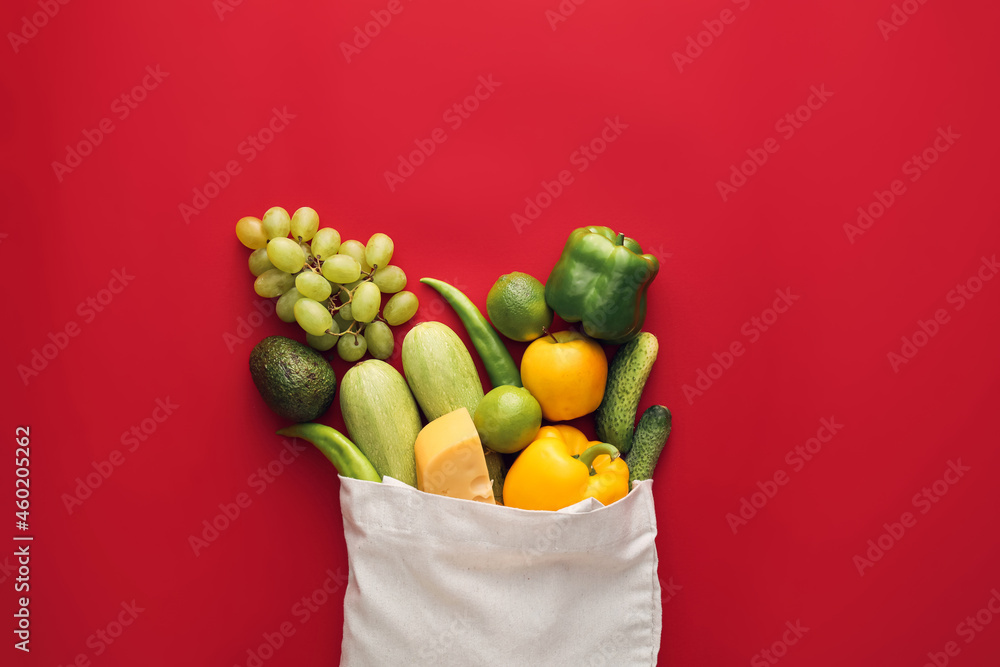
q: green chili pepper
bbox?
[276,423,381,483]
[419,277,522,388]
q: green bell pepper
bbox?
[544,226,659,344]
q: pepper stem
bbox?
[578,443,620,475]
[615,232,625,246]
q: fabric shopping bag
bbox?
[338,476,662,666]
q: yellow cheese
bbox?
[414,408,496,504]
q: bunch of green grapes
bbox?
[236,206,419,362]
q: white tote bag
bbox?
[338,476,662,666]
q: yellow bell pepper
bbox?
[503,425,629,511]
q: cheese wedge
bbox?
[414,408,496,504]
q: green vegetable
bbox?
[402,322,485,420]
[249,336,336,422]
[483,449,506,506]
[276,423,381,483]
[402,320,506,503]
[419,278,521,388]
[595,332,659,455]
[544,226,659,344]
[625,405,672,488]
[339,360,422,487]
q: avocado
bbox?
[249,335,336,422]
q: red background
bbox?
[5,0,1000,665]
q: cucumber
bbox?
[401,321,506,503]
[339,359,422,487]
[595,332,658,455]
[402,322,484,420]
[625,405,672,487]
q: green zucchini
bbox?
[595,332,658,455]
[402,322,484,420]
[626,405,672,487]
[339,360,421,487]
[401,321,506,503]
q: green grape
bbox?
[365,233,394,269]
[254,269,296,298]
[236,216,267,249]
[298,239,314,261]
[310,228,341,260]
[364,321,394,360]
[322,255,361,283]
[383,291,418,326]
[261,206,291,239]
[339,302,353,321]
[266,237,306,273]
[333,311,352,334]
[290,207,320,241]
[339,240,371,272]
[306,326,340,351]
[337,333,368,362]
[276,288,305,323]
[294,298,334,336]
[295,271,333,301]
[352,282,381,323]
[338,282,358,305]
[371,265,406,293]
[248,248,274,276]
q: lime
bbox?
[473,386,543,454]
[486,271,554,342]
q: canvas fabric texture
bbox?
[338,476,662,666]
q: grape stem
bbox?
[324,319,366,339]
[312,257,379,337]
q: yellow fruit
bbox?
[520,330,608,421]
[486,272,553,342]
